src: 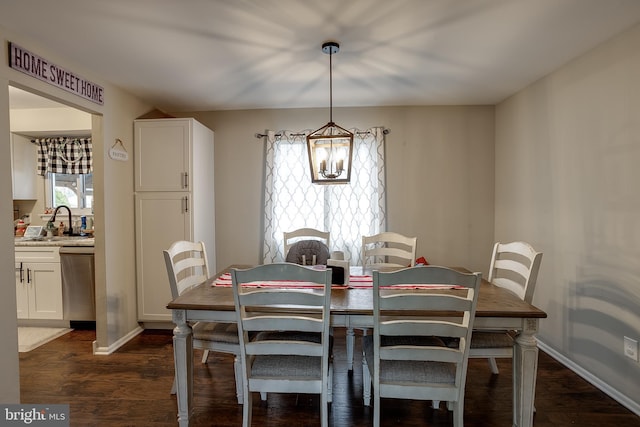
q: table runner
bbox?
[211,272,349,289]
[212,270,464,290]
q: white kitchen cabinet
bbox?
[15,247,63,320]
[11,133,38,200]
[135,119,190,192]
[134,118,215,322]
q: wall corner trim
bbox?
[92,326,144,355]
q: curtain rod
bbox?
[255,128,390,139]
[31,136,92,142]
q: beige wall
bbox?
[93,88,151,350]
[180,105,495,275]
[0,24,152,400]
[496,24,640,409]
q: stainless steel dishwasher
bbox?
[59,246,96,324]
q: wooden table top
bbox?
[168,265,547,319]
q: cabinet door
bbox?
[25,262,64,320]
[135,192,192,321]
[134,119,191,192]
[11,134,38,200]
[15,262,28,319]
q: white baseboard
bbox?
[139,321,174,330]
[538,340,640,416]
[92,326,144,355]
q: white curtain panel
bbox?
[262,127,386,264]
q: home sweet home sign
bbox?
[8,42,104,105]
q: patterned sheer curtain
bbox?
[32,137,93,175]
[262,127,386,265]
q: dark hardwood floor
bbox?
[19,328,639,427]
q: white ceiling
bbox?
[3,0,640,112]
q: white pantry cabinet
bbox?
[134,118,216,322]
[11,133,38,200]
[15,247,63,320]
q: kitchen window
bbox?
[47,172,93,209]
[33,136,93,212]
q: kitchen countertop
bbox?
[15,237,95,247]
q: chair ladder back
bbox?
[488,241,543,303]
[362,232,417,269]
[283,228,330,258]
[163,240,210,298]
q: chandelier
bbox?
[306,41,354,184]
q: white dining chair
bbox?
[163,240,243,404]
[283,228,330,259]
[231,263,333,427]
[362,266,481,427]
[349,231,418,371]
[469,241,543,374]
[362,231,417,271]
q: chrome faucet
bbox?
[49,205,73,235]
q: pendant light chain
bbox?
[329,47,333,124]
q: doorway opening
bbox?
[9,84,101,337]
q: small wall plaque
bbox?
[109,138,128,161]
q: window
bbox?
[33,136,93,213]
[47,173,93,210]
[261,128,387,264]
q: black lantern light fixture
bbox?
[306,41,354,184]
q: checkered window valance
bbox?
[32,137,93,176]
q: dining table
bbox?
[167,265,547,427]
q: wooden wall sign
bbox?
[8,42,104,105]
